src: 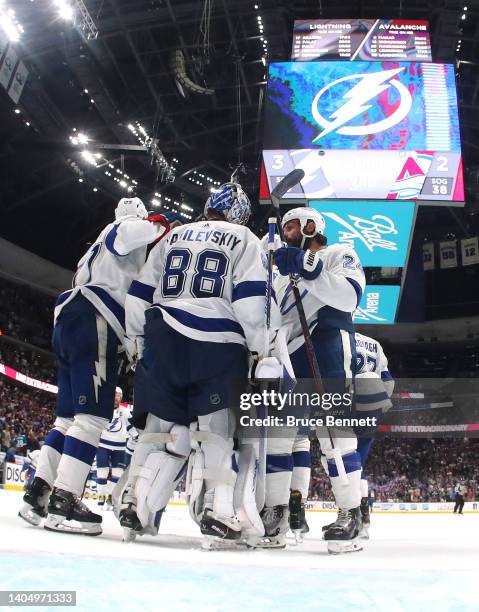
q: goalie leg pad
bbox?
[188,409,237,523]
[234,444,264,536]
[134,424,190,527]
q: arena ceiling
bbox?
[1,0,479,268]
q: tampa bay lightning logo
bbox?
[311,67,412,141]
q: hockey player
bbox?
[313,333,393,539]
[120,182,280,545]
[262,207,366,553]
[19,197,171,534]
[353,333,394,537]
[96,387,130,508]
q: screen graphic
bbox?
[292,19,432,62]
[353,285,401,324]
[261,62,464,203]
[310,200,416,267]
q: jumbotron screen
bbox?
[261,61,464,204]
[291,19,432,62]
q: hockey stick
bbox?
[270,170,348,484]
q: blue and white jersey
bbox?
[274,243,365,353]
[355,332,394,398]
[126,220,279,355]
[54,216,166,345]
[99,405,132,451]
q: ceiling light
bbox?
[54,1,74,21]
[14,108,20,114]
[78,178,83,183]
[0,9,23,41]
[93,187,98,192]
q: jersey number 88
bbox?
[162,248,229,298]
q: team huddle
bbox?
[18,183,394,554]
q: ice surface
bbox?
[1,489,478,612]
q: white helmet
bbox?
[115,386,123,398]
[281,207,326,248]
[115,197,147,220]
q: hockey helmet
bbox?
[115,197,148,220]
[115,386,123,398]
[281,207,326,249]
[204,182,251,225]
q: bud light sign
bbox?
[311,200,416,267]
[353,285,401,324]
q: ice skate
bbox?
[44,488,102,536]
[200,509,242,549]
[247,505,289,549]
[18,477,51,526]
[359,497,370,539]
[323,507,363,554]
[97,495,106,508]
[289,490,309,544]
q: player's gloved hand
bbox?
[274,247,323,280]
[249,356,283,391]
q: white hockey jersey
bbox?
[274,243,365,353]
[126,220,279,355]
[54,216,166,345]
[99,405,132,451]
[355,332,394,397]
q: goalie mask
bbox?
[204,182,251,226]
[281,207,326,249]
[115,197,148,220]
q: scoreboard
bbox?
[292,19,432,62]
[261,61,464,205]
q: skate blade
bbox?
[18,507,42,527]
[122,528,137,543]
[201,536,243,551]
[359,526,370,540]
[327,538,363,554]
[245,536,286,549]
[44,514,102,536]
[291,529,304,545]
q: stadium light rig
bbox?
[127,121,176,184]
[0,4,24,42]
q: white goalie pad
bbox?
[186,425,236,524]
[234,444,264,536]
[133,425,190,527]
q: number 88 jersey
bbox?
[126,220,279,355]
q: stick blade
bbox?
[270,168,305,202]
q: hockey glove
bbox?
[274,247,323,280]
[250,356,283,391]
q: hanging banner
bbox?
[423,242,435,270]
[8,60,28,104]
[0,44,17,90]
[439,240,457,269]
[461,237,479,267]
